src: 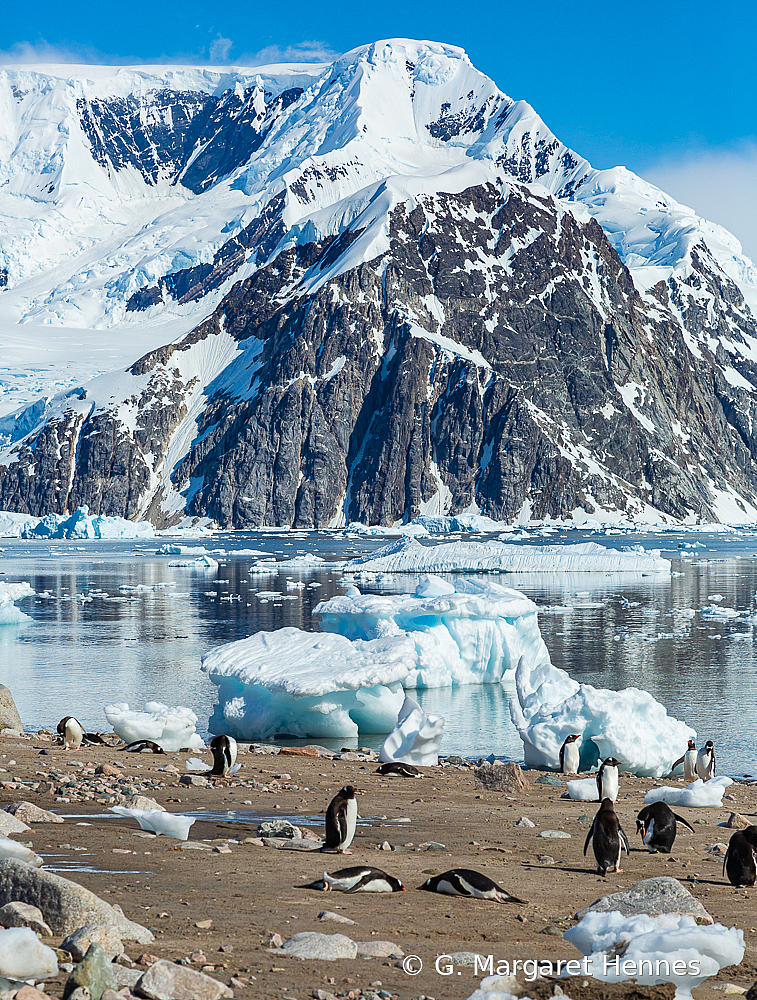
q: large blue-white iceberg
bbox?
[0,582,34,626]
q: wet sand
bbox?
[1,734,756,1000]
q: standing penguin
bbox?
[635,802,694,853]
[682,741,698,781]
[559,735,581,775]
[724,826,757,887]
[209,735,237,776]
[321,786,359,854]
[596,758,621,801]
[696,741,716,781]
[584,798,630,876]
[57,716,84,751]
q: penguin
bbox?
[373,762,422,778]
[417,868,526,904]
[209,735,237,776]
[672,740,698,781]
[320,786,358,854]
[300,866,405,892]
[696,741,716,781]
[596,758,620,801]
[559,735,581,774]
[723,826,757,887]
[119,740,165,754]
[57,716,84,751]
[635,802,694,853]
[584,798,630,876]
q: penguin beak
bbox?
[401,886,406,891]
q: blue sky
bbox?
[3,0,756,257]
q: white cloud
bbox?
[642,143,757,264]
[209,36,233,63]
[237,40,338,66]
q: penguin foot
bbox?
[339,849,353,855]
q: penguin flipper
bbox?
[673,813,695,834]
[342,873,377,893]
[559,745,565,770]
[583,819,596,857]
[671,754,685,770]
[337,803,348,845]
[619,825,631,855]
[723,846,729,878]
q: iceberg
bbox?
[510,657,695,777]
[644,776,733,807]
[104,702,205,751]
[378,695,444,766]
[0,582,34,626]
[18,506,155,540]
[564,911,744,999]
[203,579,547,739]
[343,536,671,575]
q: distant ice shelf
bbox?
[0,506,156,539]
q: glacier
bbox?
[342,537,671,576]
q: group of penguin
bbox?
[560,735,757,887]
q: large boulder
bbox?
[0,686,22,731]
[575,876,712,923]
[135,959,233,999]
[61,924,124,962]
[0,860,154,941]
[0,901,52,936]
[474,761,530,794]
[5,801,64,824]
[63,942,117,1000]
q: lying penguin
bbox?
[417,868,526,904]
[373,762,422,778]
[119,740,165,754]
[636,801,694,853]
[584,798,630,876]
[300,866,405,892]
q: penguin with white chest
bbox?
[559,735,581,774]
[373,762,422,778]
[209,735,237,776]
[596,757,620,801]
[417,868,526,904]
[636,801,694,853]
[584,798,630,875]
[671,740,698,782]
[696,741,716,781]
[320,785,359,854]
[57,716,84,751]
[300,866,405,892]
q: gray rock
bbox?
[0,686,22,732]
[135,959,233,999]
[61,924,124,962]
[63,942,117,1000]
[115,795,165,812]
[66,989,91,1000]
[5,800,64,824]
[447,952,487,967]
[355,941,404,958]
[539,830,571,838]
[179,774,208,787]
[114,967,142,988]
[256,819,301,839]
[535,774,563,786]
[537,856,556,865]
[0,811,30,836]
[318,911,356,925]
[727,812,751,829]
[575,876,713,923]
[515,816,535,828]
[0,859,154,940]
[474,761,530,793]
[281,932,358,960]
[0,900,52,935]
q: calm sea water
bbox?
[2,528,757,774]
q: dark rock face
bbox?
[3,180,757,528]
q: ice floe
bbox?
[0,836,43,867]
[378,695,444,766]
[110,806,196,840]
[566,777,603,801]
[104,702,205,751]
[12,505,155,539]
[644,777,734,808]
[510,657,695,777]
[564,910,744,998]
[343,537,671,575]
[0,926,58,983]
[0,582,34,626]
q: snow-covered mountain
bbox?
[2,39,757,527]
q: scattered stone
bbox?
[0,811,30,836]
[262,933,284,949]
[280,932,358,960]
[540,925,563,936]
[257,820,301,839]
[279,746,319,757]
[178,841,212,851]
[379,841,391,851]
[137,954,160,966]
[419,841,446,851]
[62,925,125,962]
[694,819,708,825]
[474,761,530,793]
[354,941,404,958]
[705,843,729,856]
[179,774,209,787]
[0,859,154,940]
[63,942,118,1000]
[135,958,233,999]
[95,764,122,777]
[318,911,356,925]
[117,794,165,812]
[0,685,22,731]
[539,830,571,838]
[713,986,747,994]
[114,968,141,988]
[195,919,212,929]
[727,812,751,829]
[516,817,535,828]
[575,876,713,923]
[101,991,126,1000]
[312,990,338,1000]
[535,774,563,786]
[66,989,91,1000]
[213,845,232,854]
[446,952,487,967]
[537,856,556,865]
[4,800,64,824]
[14,986,48,1000]
[578,814,590,822]
[0,900,52,935]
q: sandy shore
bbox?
[0,734,755,1000]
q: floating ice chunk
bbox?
[343,537,671,575]
[415,574,456,597]
[0,926,57,981]
[156,545,209,555]
[0,836,43,867]
[0,582,35,626]
[378,696,444,766]
[412,513,506,533]
[110,806,196,840]
[168,555,219,569]
[20,505,154,539]
[104,702,205,751]
[510,657,695,777]
[250,560,279,575]
[566,777,601,801]
[564,910,744,998]
[644,776,734,807]
[345,521,428,537]
[700,606,741,619]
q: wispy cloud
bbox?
[642,143,757,264]
[209,36,233,62]
[236,40,339,66]
[0,40,117,65]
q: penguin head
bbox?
[599,797,615,812]
[687,740,696,750]
[416,876,433,891]
[635,818,646,837]
[340,785,358,798]
[602,757,621,769]
[704,741,714,751]
[566,734,580,743]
